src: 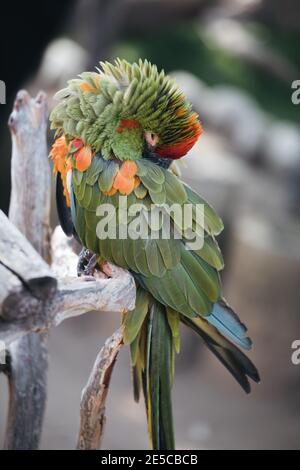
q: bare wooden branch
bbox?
[8,90,51,260]
[77,328,124,450]
[4,333,49,450]
[5,90,51,450]
[0,214,136,345]
[0,210,56,302]
[51,225,79,278]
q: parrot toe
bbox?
[77,248,97,276]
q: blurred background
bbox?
[1,0,300,449]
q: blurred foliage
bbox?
[112,20,300,123]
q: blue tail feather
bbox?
[207,300,252,350]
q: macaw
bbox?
[50,59,259,450]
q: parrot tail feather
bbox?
[129,296,175,450]
[182,315,260,394]
[207,299,252,350]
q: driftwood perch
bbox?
[5,90,51,450]
[77,328,124,450]
[0,216,135,345]
[1,90,136,450]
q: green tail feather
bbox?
[126,290,259,448]
[128,295,175,450]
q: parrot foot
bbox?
[77,248,98,277]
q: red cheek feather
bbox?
[156,123,202,160]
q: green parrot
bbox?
[50,59,259,450]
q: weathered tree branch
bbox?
[8,90,51,261]
[5,90,51,450]
[77,328,124,450]
[0,216,135,345]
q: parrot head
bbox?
[50,59,202,165]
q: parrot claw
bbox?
[84,254,98,276]
[77,248,98,277]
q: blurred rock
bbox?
[263,121,300,175]
[207,86,269,160]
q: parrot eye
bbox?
[145,131,160,148]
